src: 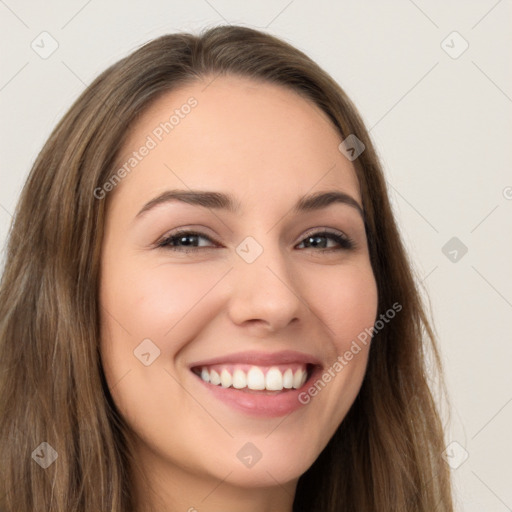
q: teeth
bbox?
[247,367,265,390]
[196,365,310,392]
[232,369,247,389]
[293,369,306,389]
[265,367,283,391]
[283,368,293,389]
[210,369,221,386]
[220,369,232,388]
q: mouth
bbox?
[190,362,318,394]
[187,350,323,417]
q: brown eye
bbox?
[158,230,218,253]
[296,231,355,251]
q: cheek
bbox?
[98,259,226,440]
[98,258,231,408]
[102,257,229,341]
[296,263,377,442]
[309,262,378,346]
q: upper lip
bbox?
[189,350,323,369]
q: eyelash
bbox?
[156,228,355,254]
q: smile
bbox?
[189,351,323,417]
[192,363,311,392]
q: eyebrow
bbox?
[135,189,364,219]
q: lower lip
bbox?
[191,366,322,418]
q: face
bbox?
[99,75,378,503]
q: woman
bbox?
[0,25,454,511]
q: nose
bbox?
[226,239,304,334]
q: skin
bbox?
[99,75,378,512]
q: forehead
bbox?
[113,75,361,212]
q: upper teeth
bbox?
[198,365,308,391]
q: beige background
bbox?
[1,1,511,510]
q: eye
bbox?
[157,228,355,253]
[295,230,355,252]
[157,230,218,253]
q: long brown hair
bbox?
[0,25,453,511]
